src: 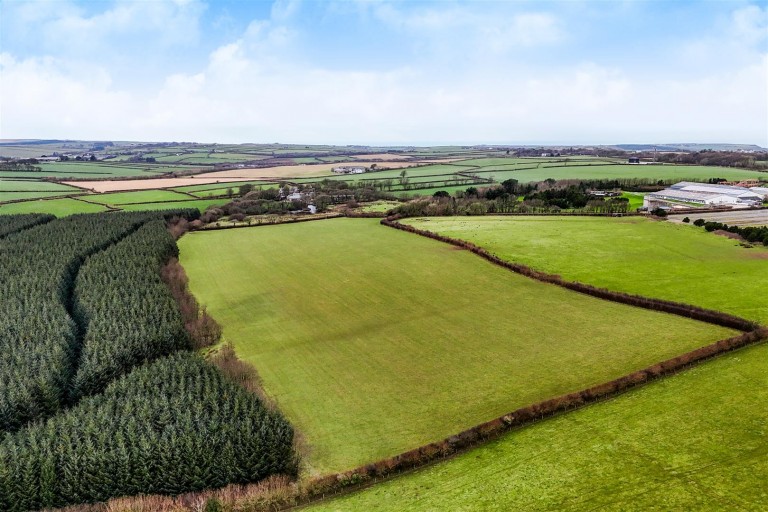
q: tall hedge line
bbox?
[0,213,55,238]
[0,353,297,511]
[70,220,190,399]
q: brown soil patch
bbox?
[713,229,746,241]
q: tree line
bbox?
[692,218,768,246]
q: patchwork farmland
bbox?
[1,140,766,511]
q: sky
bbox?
[1,0,766,146]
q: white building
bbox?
[644,181,764,209]
[332,166,366,174]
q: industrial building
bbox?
[643,182,765,210]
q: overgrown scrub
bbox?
[0,353,297,511]
[161,257,222,349]
[70,220,190,398]
[0,213,54,238]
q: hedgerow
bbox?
[694,219,768,246]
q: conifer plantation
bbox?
[0,214,54,239]
[0,212,296,510]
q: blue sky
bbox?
[1,0,766,145]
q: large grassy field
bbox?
[308,341,768,511]
[0,197,109,215]
[0,179,81,192]
[119,198,228,212]
[179,219,734,474]
[471,164,766,184]
[404,216,768,324]
[87,189,191,205]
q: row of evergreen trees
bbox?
[0,214,54,239]
[0,353,297,511]
[70,220,190,398]
[0,212,160,431]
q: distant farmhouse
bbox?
[644,182,766,210]
[332,166,366,174]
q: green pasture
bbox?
[0,180,81,192]
[309,341,768,511]
[172,181,279,196]
[0,197,109,216]
[119,198,228,212]
[89,189,190,205]
[0,180,83,202]
[0,162,174,179]
[0,191,77,202]
[357,200,402,213]
[179,219,733,474]
[38,162,169,177]
[481,164,765,184]
[621,191,646,210]
[405,216,768,323]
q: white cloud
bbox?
[370,2,564,55]
[730,4,768,46]
[2,0,206,61]
[3,44,764,145]
[0,1,765,145]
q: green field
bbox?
[472,164,766,184]
[88,189,191,205]
[0,197,109,216]
[404,216,768,324]
[0,180,81,192]
[0,191,77,202]
[621,191,646,210]
[119,198,228,212]
[179,219,734,474]
[171,181,280,197]
[309,341,768,511]
[357,200,402,213]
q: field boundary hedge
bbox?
[195,213,343,231]
[381,216,758,332]
[62,326,767,512]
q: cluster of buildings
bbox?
[643,182,768,210]
[332,166,367,174]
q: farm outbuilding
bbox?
[644,181,764,209]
